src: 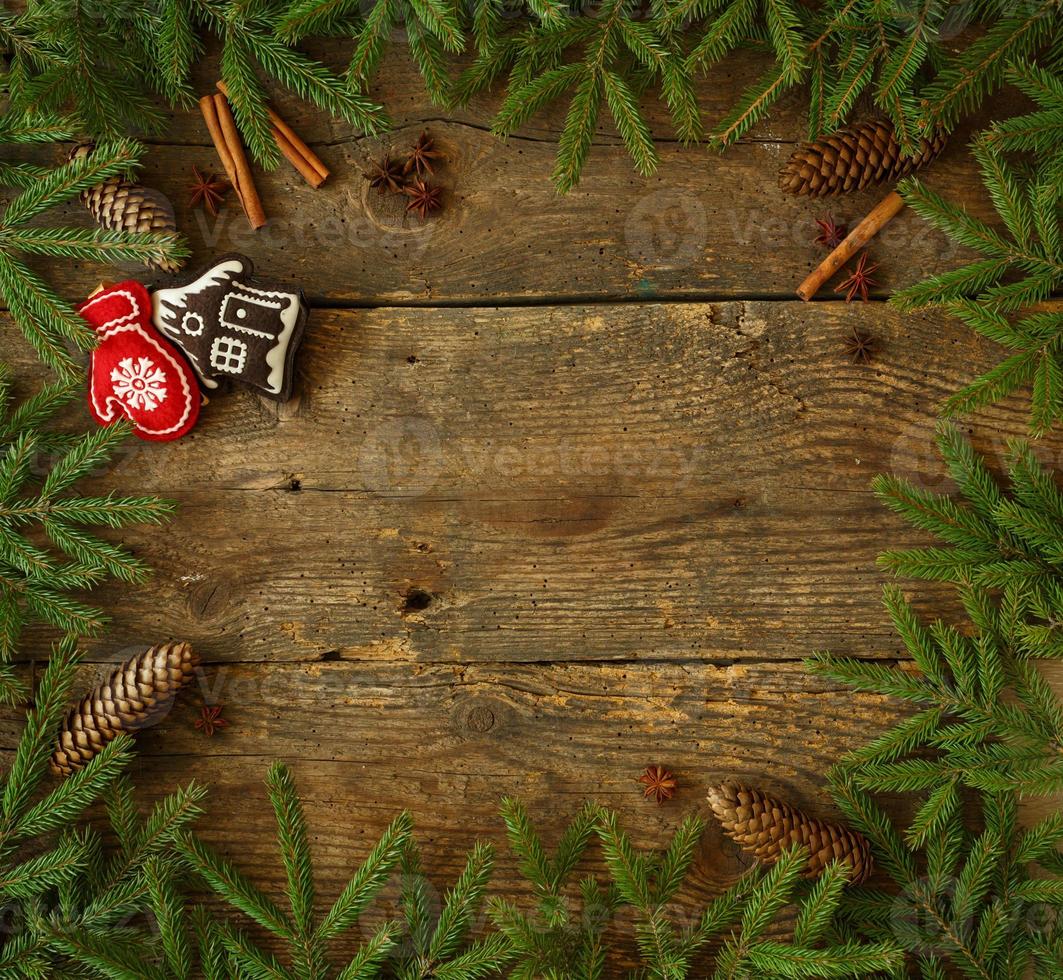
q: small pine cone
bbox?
[51,642,199,777]
[707,782,872,885]
[70,143,183,273]
[778,120,947,197]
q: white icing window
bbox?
[182,311,205,336]
[210,336,248,375]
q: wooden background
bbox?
[4,43,1062,969]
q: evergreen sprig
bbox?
[679,0,1061,152]
[828,773,1063,979]
[340,0,468,107]
[394,837,514,979]
[201,0,388,167]
[66,784,906,978]
[893,64,1063,434]
[489,799,900,978]
[0,120,179,664]
[874,422,1063,644]
[0,636,205,977]
[809,581,1063,798]
[810,423,1063,796]
[0,376,175,666]
[0,124,186,378]
[488,798,616,977]
[3,0,1059,191]
[894,139,1062,316]
[178,761,413,978]
[982,61,1063,193]
[3,0,168,138]
[810,429,1063,977]
[2,1,385,169]
[455,0,697,192]
[0,141,193,967]
[371,0,1061,181]
[918,7,1062,138]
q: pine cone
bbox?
[779,121,947,197]
[51,642,199,777]
[70,143,183,273]
[707,782,873,884]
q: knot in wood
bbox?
[465,704,495,733]
[189,579,231,620]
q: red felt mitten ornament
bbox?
[81,282,200,441]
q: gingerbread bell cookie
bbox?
[151,253,307,402]
[81,281,201,442]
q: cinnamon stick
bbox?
[199,95,237,187]
[217,80,329,188]
[266,107,329,184]
[272,125,327,189]
[198,94,267,230]
[797,190,905,301]
[213,94,267,230]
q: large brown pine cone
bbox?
[51,642,199,777]
[707,782,873,884]
[69,143,183,273]
[778,120,947,197]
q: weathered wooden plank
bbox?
[11,300,1054,492]
[3,659,900,776]
[21,132,1002,306]
[7,300,1060,665]
[7,45,1027,305]
[23,485,957,665]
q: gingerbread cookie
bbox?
[81,281,201,442]
[151,254,307,402]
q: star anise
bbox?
[194,703,228,737]
[843,327,876,364]
[188,165,230,216]
[638,765,677,805]
[836,252,879,303]
[404,131,444,178]
[367,154,406,194]
[404,179,442,221]
[814,214,848,250]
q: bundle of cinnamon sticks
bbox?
[198,83,331,230]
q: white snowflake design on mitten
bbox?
[110,356,168,411]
